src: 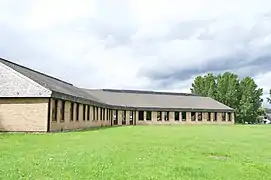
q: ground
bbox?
[1,125,271,180]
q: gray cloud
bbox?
[140,52,271,88]
[1,0,271,99]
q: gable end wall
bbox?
[0,62,51,97]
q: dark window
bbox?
[157,111,162,121]
[198,112,202,121]
[60,100,65,122]
[114,110,118,125]
[107,109,109,121]
[100,108,102,121]
[182,112,186,121]
[103,108,106,121]
[207,112,211,121]
[122,110,126,125]
[83,105,86,121]
[175,112,180,121]
[214,112,217,121]
[130,111,134,125]
[164,111,169,121]
[222,112,226,121]
[87,106,90,121]
[138,111,144,121]
[52,99,58,122]
[228,112,231,121]
[76,104,79,121]
[146,111,152,121]
[93,106,95,120]
[110,109,111,121]
[191,112,196,121]
[70,102,74,121]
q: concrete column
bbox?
[125,110,130,125]
[143,111,147,121]
[226,112,229,122]
[169,112,174,122]
[152,111,157,122]
[98,107,100,121]
[80,104,84,122]
[217,112,222,122]
[231,112,235,123]
[195,112,198,122]
[135,111,139,124]
[178,112,182,122]
[187,112,191,122]
[161,111,165,121]
[90,106,93,121]
[202,112,207,122]
[118,110,122,125]
[104,108,107,121]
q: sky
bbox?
[0,0,271,106]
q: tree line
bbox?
[190,72,267,124]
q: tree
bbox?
[190,73,263,124]
[191,73,217,99]
[237,77,263,123]
[267,90,271,104]
[216,72,240,109]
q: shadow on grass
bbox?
[52,125,133,134]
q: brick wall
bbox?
[0,98,48,132]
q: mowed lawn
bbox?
[1,125,271,180]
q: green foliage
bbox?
[190,72,263,123]
[267,89,271,104]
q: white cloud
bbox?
[0,0,271,99]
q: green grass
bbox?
[1,125,271,180]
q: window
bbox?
[222,112,226,121]
[76,103,79,121]
[87,106,90,121]
[228,112,231,121]
[130,111,134,125]
[197,112,202,121]
[60,100,65,122]
[93,106,96,120]
[100,108,103,121]
[146,111,152,121]
[108,109,111,121]
[83,105,86,121]
[52,99,58,122]
[191,112,196,121]
[70,102,74,121]
[157,111,162,121]
[207,112,211,121]
[103,108,106,121]
[164,111,169,121]
[138,111,144,121]
[175,112,180,121]
[114,110,118,125]
[214,112,217,121]
[182,112,186,121]
[122,110,126,125]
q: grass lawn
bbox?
[1,125,271,180]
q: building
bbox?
[0,58,235,132]
[260,108,271,124]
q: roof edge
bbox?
[0,57,73,86]
[95,88,201,97]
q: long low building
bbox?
[0,58,235,132]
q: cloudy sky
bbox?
[0,0,271,106]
